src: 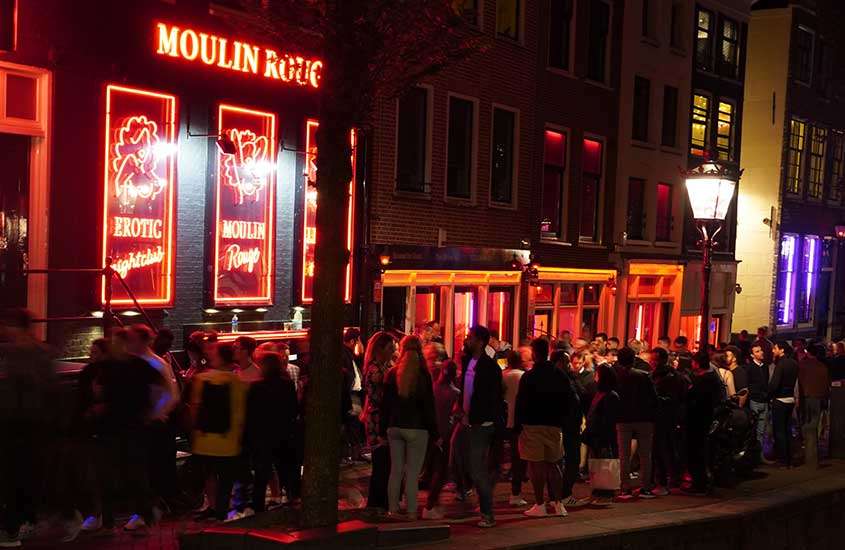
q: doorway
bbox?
[0,133,30,308]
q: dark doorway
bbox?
[0,133,30,309]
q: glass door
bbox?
[0,133,30,308]
[486,287,513,344]
[453,287,477,357]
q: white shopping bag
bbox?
[589,458,621,491]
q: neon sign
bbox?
[101,85,176,306]
[214,104,276,305]
[155,22,322,89]
[301,121,356,304]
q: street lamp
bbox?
[682,159,741,351]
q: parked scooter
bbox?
[709,389,759,486]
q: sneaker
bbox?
[61,510,83,543]
[17,523,35,540]
[638,489,657,499]
[652,486,670,497]
[241,507,255,518]
[422,507,444,520]
[477,516,496,528]
[616,490,635,502]
[509,495,528,507]
[551,501,569,517]
[523,503,548,517]
[561,496,590,508]
[81,515,103,532]
[123,514,147,532]
[0,530,21,548]
[224,509,245,522]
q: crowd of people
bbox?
[2,306,845,545]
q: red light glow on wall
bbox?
[301,121,356,304]
[213,104,276,305]
[101,84,176,307]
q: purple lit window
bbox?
[797,235,820,324]
[776,234,798,326]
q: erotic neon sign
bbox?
[112,115,167,207]
[155,22,322,89]
[221,129,270,204]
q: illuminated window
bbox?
[396,87,429,193]
[496,0,520,40]
[579,138,603,241]
[491,107,516,204]
[655,182,672,241]
[797,235,820,324]
[587,0,611,83]
[670,1,684,49]
[626,178,645,241]
[785,118,806,194]
[453,287,477,356]
[452,0,478,25]
[716,100,734,161]
[793,27,814,85]
[695,8,714,71]
[690,93,710,156]
[541,128,566,238]
[807,126,827,199]
[829,130,844,202]
[776,234,798,326]
[719,17,740,79]
[661,85,678,147]
[554,283,603,341]
[487,287,514,342]
[548,0,574,71]
[632,76,650,142]
[0,0,16,51]
[415,287,440,329]
[447,96,475,199]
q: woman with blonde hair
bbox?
[381,335,438,518]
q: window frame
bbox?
[586,0,612,86]
[807,125,828,200]
[690,91,712,157]
[540,123,570,241]
[695,7,715,73]
[793,26,815,86]
[669,1,684,50]
[489,103,520,208]
[718,16,740,80]
[394,84,433,195]
[776,233,799,328]
[578,134,606,243]
[547,0,576,74]
[715,98,735,161]
[785,118,807,195]
[655,182,673,242]
[632,75,651,143]
[444,92,479,203]
[828,129,844,204]
[796,235,821,327]
[453,0,482,28]
[496,0,523,42]
[626,177,647,242]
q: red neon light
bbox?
[216,329,309,343]
[213,104,276,306]
[155,22,323,89]
[301,121,356,304]
[101,84,176,307]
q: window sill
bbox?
[653,241,678,249]
[660,145,683,156]
[444,195,474,207]
[393,189,431,200]
[624,239,651,247]
[546,66,577,80]
[495,34,525,48]
[577,240,606,249]
[584,79,614,92]
[641,36,660,48]
[540,238,573,247]
[669,46,687,57]
[631,139,656,151]
[489,201,517,211]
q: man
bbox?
[515,339,570,517]
[460,325,504,528]
[649,347,686,492]
[613,347,659,499]
[798,344,831,468]
[672,336,692,373]
[606,337,620,351]
[769,341,799,468]
[551,350,588,509]
[753,326,774,366]
[684,352,723,495]
[556,330,573,354]
[656,336,671,351]
[342,328,365,463]
[627,339,651,373]
[501,350,527,507]
[234,336,261,383]
[230,336,261,520]
[746,343,772,464]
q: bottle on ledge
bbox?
[231,313,239,333]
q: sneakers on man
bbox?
[225,509,245,522]
[477,516,496,528]
[638,489,658,499]
[508,495,528,507]
[123,514,148,533]
[422,507,445,520]
[0,530,21,548]
[551,501,569,517]
[524,503,548,517]
[561,495,590,508]
[81,515,103,532]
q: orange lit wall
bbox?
[301,120,355,304]
[101,84,176,306]
[213,104,276,305]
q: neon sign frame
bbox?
[213,104,276,306]
[301,121,356,304]
[101,84,177,307]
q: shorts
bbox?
[518,425,563,463]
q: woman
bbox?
[422,360,461,519]
[713,352,736,400]
[381,336,437,518]
[360,331,397,511]
[582,363,619,504]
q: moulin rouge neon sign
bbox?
[155,22,322,89]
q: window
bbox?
[655,182,672,241]
[817,41,833,96]
[497,0,520,40]
[587,0,611,83]
[793,27,814,85]
[695,8,714,72]
[785,118,806,194]
[661,85,678,147]
[642,0,652,38]
[447,96,474,199]
[690,93,710,156]
[807,126,827,199]
[414,287,440,328]
[554,283,604,340]
[829,131,844,202]
[626,178,646,240]
[719,17,740,79]
[579,138,603,241]
[548,0,574,70]
[670,1,683,49]
[396,87,429,193]
[453,288,477,357]
[0,0,16,51]
[487,288,514,342]
[632,76,650,142]
[776,234,798,326]
[491,107,516,204]
[452,0,478,25]
[797,235,820,324]
[716,100,734,161]
[542,129,566,238]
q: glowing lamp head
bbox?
[835,225,845,240]
[683,161,740,221]
[379,253,392,267]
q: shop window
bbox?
[491,107,516,204]
[628,303,657,346]
[5,74,36,120]
[453,287,477,356]
[452,0,478,25]
[548,0,574,71]
[807,126,827,199]
[583,283,602,305]
[496,0,521,40]
[579,138,603,241]
[632,76,650,142]
[719,17,740,79]
[557,307,578,337]
[0,133,29,308]
[776,233,798,326]
[716,100,734,161]
[487,287,513,343]
[679,314,719,349]
[532,309,553,340]
[695,8,714,72]
[690,93,710,157]
[669,1,683,49]
[534,283,555,305]
[797,235,820,324]
[447,96,474,199]
[581,308,599,340]
[0,0,15,51]
[829,130,844,203]
[785,119,806,194]
[793,26,814,85]
[415,287,440,330]
[396,87,429,193]
[655,183,672,241]
[586,0,610,83]
[661,85,678,148]
[626,178,646,241]
[542,128,566,238]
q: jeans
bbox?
[386,427,429,515]
[425,442,450,509]
[467,424,496,518]
[616,422,654,492]
[653,421,681,487]
[749,400,769,460]
[506,428,526,497]
[148,420,178,502]
[801,398,824,467]
[561,429,581,499]
[367,443,390,510]
[98,432,153,527]
[772,400,795,467]
[251,443,299,512]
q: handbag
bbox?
[589,457,621,491]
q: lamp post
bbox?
[682,159,741,351]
